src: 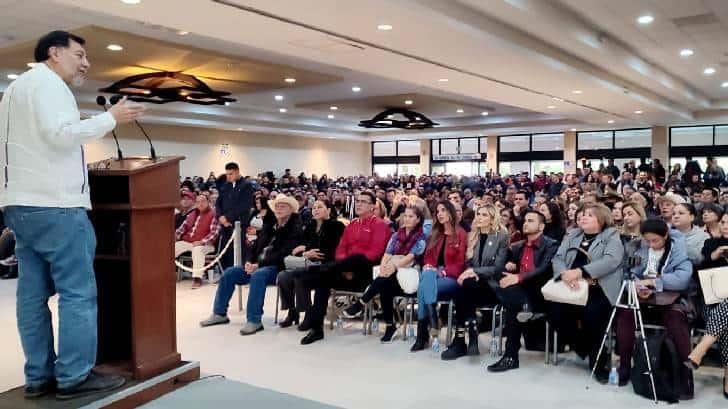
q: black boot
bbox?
[589,351,610,384]
[410,320,429,352]
[487,355,519,372]
[279,309,299,328]
[467,320,480,356]
[426,303,439,336]
[441,330,467,360]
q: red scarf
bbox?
[392,226,424,256]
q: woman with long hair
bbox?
[500,207,522,244]
[411,201,467,352]
[539,201,565,243]
[565,200,581,232]
[703,203,724,239]
[440,204,509,359]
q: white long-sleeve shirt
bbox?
[0,63,116,209]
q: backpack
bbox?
[631,333,681,403]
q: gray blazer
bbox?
[468,230,509,284]
[552,226,624,305]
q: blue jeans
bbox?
[213,265,278,324]
[4,206,97,389]
[417,268,459,319]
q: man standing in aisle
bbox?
[215,162,254,268]
[0,31,145,399]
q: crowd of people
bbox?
[173,157,728,402]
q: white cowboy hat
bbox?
[270,194,299,213]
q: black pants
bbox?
[219,226,235,269]
[547,285,612,364]
[277,268,311,314]
[453,278,499,326]
[361,274,401,324]
[298,254,375,329]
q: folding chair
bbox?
[328,289,373,335]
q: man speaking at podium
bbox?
[0,31,144,400]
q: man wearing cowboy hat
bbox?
[200,194,303,335]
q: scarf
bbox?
[392,226,424,256]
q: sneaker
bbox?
[239,322,264,335]
[441,336,467,361]
[380,325,397,343]
[343,301,363,319]
[56,372,126,400]
[24,380,56,399]
[199,314,230,327]
[190,277,203,289]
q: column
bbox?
[651,126,668,166]
[420,139,431,174]
[563,130,576,173]
[487,135,498,174]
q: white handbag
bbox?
[541,277,589,306]
[372,255,420,294]
[698,266,728,305]
[541,246,591,306]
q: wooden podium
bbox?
[87,156,186,380]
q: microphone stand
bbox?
[133,120,157,161]
[96,97,123,160]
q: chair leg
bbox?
[328,290,336,330]
[545,320,550,365]
[497,306,504,356]
[274,284,280,324]
[552,331,558,365]
[446,300,454,343]
[237,285,243,312]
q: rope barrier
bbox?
[174,231,236,273]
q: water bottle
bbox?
[654,278,664,293]
[372,318,379,333]
[407,324,415,338]
[489,337,499,357]
[431,338,441,358]
[608,367,619,387]
[335,318,344,334]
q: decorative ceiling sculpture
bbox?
[98,71,236,105]
[358,108,438,129]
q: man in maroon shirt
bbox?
[298,191,391,345]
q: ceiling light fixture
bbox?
[98,71,236,105]
[330,106,338,110]
[377,24,393,31]
[637,15,654,25]
[359,108,438,129]
[236,127,244,131]
[224,101,230,106]
[327,114,335,119]
[121,0,141,4]
[404,100,413,105]
[274,95,284,101]
[106,44,123,51]
[552,97,564,102]
[722,82,728,88]
[704,67,716,75]
[352,86,361,92]
[481,111,489,116]
[284,77,296,83]
[572,90,583,94]
[438,78,449,82]
[570,128,577,132]
[608,120,615,124]
[547,105,556,109]
[279,108,287,113]
[7,74,19,80]
[456,108,464,113]
[634,110,643,114]
[177,30,189,36]
[679,49,694,57]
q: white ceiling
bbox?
[2,0,728,141]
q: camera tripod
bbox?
[588,270,658,404]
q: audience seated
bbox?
[672,203,710,266]
[175,190,196,229]
[174,194,220,288]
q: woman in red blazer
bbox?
[411,200,467,352]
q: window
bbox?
[532,160,564,175]
[397,163,420,176]
[373,164,396,176]
[715,126,728,146]
[431,140,440,156]
[498,161,530,176]
[431,163,445,174]
[459,138,479,154]
[499,135,530,152]
[578,131,612,150]
[532,133,564,151]
[441,139,459,154]
[397,140,419,156]
[671,126,712,147]
[480,137,488,153]
[445,161,479,176]
[615,128,651,148]
[373,142,396,156]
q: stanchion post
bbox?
[233,221,242,267]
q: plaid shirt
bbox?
[175,208,219,247]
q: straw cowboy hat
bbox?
[269,194,300,213]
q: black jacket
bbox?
[509,235,559,284]
[215,177,254,227]
[248,215,304,270]
[300,218,345,263]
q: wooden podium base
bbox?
[0,361,200,409]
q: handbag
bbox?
[698,266,728,305]
[372,255,420,294]
[541,247,591,306]
[284,255,320,270]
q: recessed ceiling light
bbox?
[634,110,643,114]
[552,97,564,102]
[637,15,654,25]
[328,136,335,139]
[177,30,189,36]
[547,105,556,109]
[704,67,716,75]
[438,78,449,82]
[352,86,361,92]
[404,100,413,105]
[224,102,230,106]
[386,115,394,119]
[179,90,189,96]
[572,90,583,94]
[284,77,296,83]
[121,0,141,4]
[279,108,287,113]
[236,127,243,131]
[377,24,393,31]
[456,108,464,113]
[608,120,615,124]
[274,95,284,101]
[722,82,728,88]
[570,128,577,132]
[7,74,19,80]
[327,114,335,119]
[330,106,338,110]
[679,49,694,57]
[26,62,36,68]
[106,44,123,51]
[481,111,489,116]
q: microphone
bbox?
[96,96,124,160]
[110,95,157,160]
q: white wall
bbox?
[83,124,371,178]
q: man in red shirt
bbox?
[175,194,219,289]
[487,210,557,372]
[298,191,391,345]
